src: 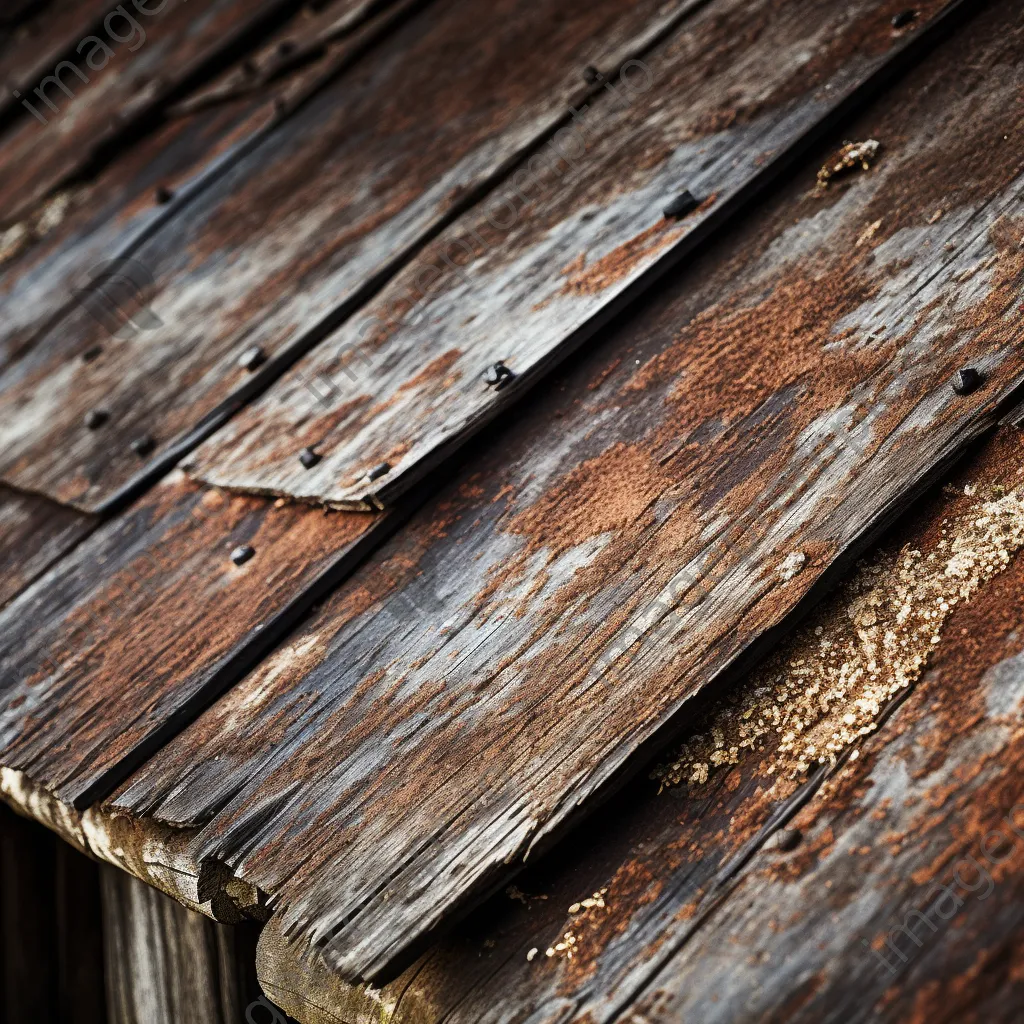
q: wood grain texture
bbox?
[0,0,296,227]
[100,864,266,1024]
[0,0,705,513]
[254,420,1024,1024]
[112,1,1024,986]
[190,0,967,509]
[0,0,416,384]
[0,471,384,808]
[0,485,94,611]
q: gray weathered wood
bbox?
[189,0,970,509]
[111,1,1024,985]
[0,472,384,809]
[0,485,94,611]
[100,864,266,1024]
[0,0,706,512]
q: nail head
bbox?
[155,185,174,205]
[891,9,917,29]
[82,345,104,363]
[583,65,603,84]
[84,409,109,430]
[367,461,391,482]
[130,435,156,457]
[299,447,322,469]
[231,544,255,567]
[951,367,983,396]
[776,828,802,852]
[483,361,515,390]
[664,190,700,220]
[238,345,267,372]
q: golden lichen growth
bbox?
[654,487,1024,790]
[816,139,880,189]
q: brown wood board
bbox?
[0,0,298,228]
[189,0,969,509]
[111,0,1024,985]
[0,485,95,612]
[0,0,708,513]
[0,471,385,809]
[253,421,1024,1024]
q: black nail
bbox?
[299,447,322,469]
[483,361,515,391]
[776,828,802,852]
[891,9,917,29]
[231,545,255,567]
[84,409,108,430]
[951,368,983,396]
[130,435,156,457]
[664,190,700,219]
[583,65,603,84]
[367,462,391,482]
[81,345,103,363]
[155,185,174,205]
[238,345,266,372]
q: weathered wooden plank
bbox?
[100,865,267,1024]
[0,0,115,127]
[188,0,970,509]
[0,0,413,380]
[111,1,1024,985]
[0,0,297,228]
[0,472,385,808]
[253,419,1024,1024]
[0,0,707,513]
[0,485,94,611]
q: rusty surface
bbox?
[0,0,704,513]
[188,0,966,509]
[0,485,94,612]
[0,471,385,809]
[109,0,1024,987]
[257,423,1024,1024]
[0,0,297,229]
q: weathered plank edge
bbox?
[359,0,984,513]
[92,0,716,518]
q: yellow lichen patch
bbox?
[654,486,1024,789]
[816,139,880,189]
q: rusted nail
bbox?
[483,361,516,390]
[155,185,174,205]
[231,544,255,567]
[951,367,983,396]
[82,345,103,363]
[130,435,156,457]
[84,409,109,430]
[238,345,266,372]
[664,190,700,219]
[367,462,391,482]
[299,447,322,469]
[583,65,603,84]
[891,9,917,29]
[776,828,802,852]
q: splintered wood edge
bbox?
[0,767,266,925]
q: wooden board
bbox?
[0,0,415,380]
[255,418,1024,1024]
[100,865,264,1024]
[0,0,707,513]
[0,472,385,809]
[0,486,94,611]
[0,0,297,228]
[110,1,1024,985]
[189,0,970,509]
